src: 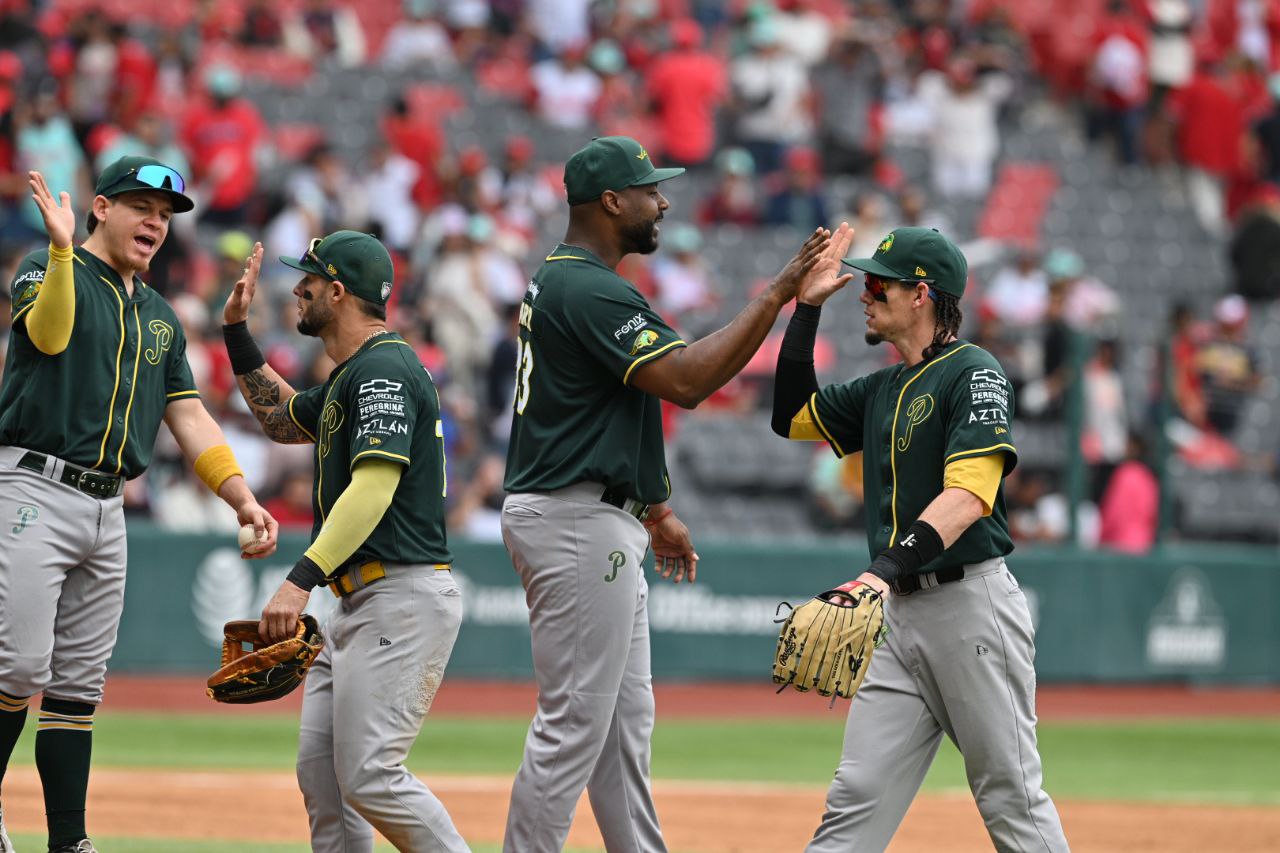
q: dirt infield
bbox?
[102,675,1280,719]
[4,766,1279,851]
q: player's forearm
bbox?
[165,397,253,509]
[223,321,307,443]
[288,460,402,590]
[658,288,789,408]
[25,243,75,355]
[916,487,986,547]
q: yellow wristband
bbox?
[193,444,244,495]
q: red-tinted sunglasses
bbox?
[864,273,937,302]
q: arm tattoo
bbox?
[243,369,281,408]
[241,368,308,443]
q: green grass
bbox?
[9,713,1279,805]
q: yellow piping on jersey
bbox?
[352,449,411,466]
[92,277,128,470]
[945,443,1016,465]
[287,393,318,443]
[622,340,686,385]
[315,365,351,522]
[114,305,145,473]
[888,343,976,546]
[369,339,411,350]
[545,253,583,262]
[806,392,845,456]
[166,390,199,399]
[12,302,35,324]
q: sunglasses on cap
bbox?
[300,237,340,279]
[119,164,186,194]
[864,273,937,302]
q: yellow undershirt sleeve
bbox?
[788,404,824,440]
[304,458,403,575]
[943,452,1007,517]
[25,243,76,355]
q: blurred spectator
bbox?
[110,21,157,131]
[1044,247,1121,329]
[530,42,601,129]
[1097,431,1159,553]
[1196,294,1262,437]
[650,223,720,334]
[1082,338,1129,497]
[14,83,88,237]
[1229,184,1280,300]
[697,147,759,225]
[1086,0,1148,165]
[774,0,833,67]
[763,145,829,231]
[1022,271,1074,419]
[59,11,116,144]
[1005,469,1069,544]
[984,247,1049,327]
[644,19,727,168]
[423,208,502,394]
[288,142,369,237]
[917,57,1012,198]
[896,183,951,233]
[381,94,445,212]
[362,141,421,253]
[810,29,885,177]
[1165,301,1209,428]
[1148,0,1195,108]
[381,0,456,72]
[180,65,266,226]
[808,450,864,531]
[263,467,316,530]
[729,16,813,175]
[239,0,285,47]
[498,135,557,239]
[526,0,592,56]
[284,0,367,68]
[95,110,189,180]
[589,38,649,138]
[1170,61,1245,236]
[844,190,893,259]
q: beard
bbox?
[620,216,660,256]
[865,331,884,345]
[296,300,331,337]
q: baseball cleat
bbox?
[49,841,95,853]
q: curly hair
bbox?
[921,291,963,362]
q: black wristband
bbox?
[865,519,946,583]
[286,555,326,592]
[780,302,822,360]
[223,321,266,375]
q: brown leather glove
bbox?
[207,614,324,704]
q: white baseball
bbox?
[239,524,268,553]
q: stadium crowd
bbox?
[0,0,1274,549]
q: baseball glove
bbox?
[772,584,885,700]
[207,615,324,704]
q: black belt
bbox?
[891,565,965,596]
[17,452,124,499]
[600,486,650,522]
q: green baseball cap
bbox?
[95,155,195,213]
[842,226,968,298]
[280,230,396,305]
[564,136,685,205]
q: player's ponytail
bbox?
[921,292,963,362]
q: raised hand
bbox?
[28,171,75,249]
[797,221,856,307]
[767,227,831,304]
[223,241,264,325]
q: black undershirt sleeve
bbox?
[771,302,823,438]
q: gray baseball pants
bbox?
[0,448,127,705]
[807,559,1069,853]
[502,484,664,853]
[297,564,468,852]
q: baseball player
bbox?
[502,135,832,852]
[0,157,279,853]
[222,231,467,852]
[771,226,1070,851]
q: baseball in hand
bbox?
[239,524,268,554]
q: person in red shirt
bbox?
[1169,60,1246,234]
[381,93,445,212]
[1097,432,1159,553]
[180,65,266,226]
[644,19,727,168]
[263,467,317,530]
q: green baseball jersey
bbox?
[288,333,451,568]
[809,341,1017,572]
[503,244,687,505]
[0,247,199,478]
